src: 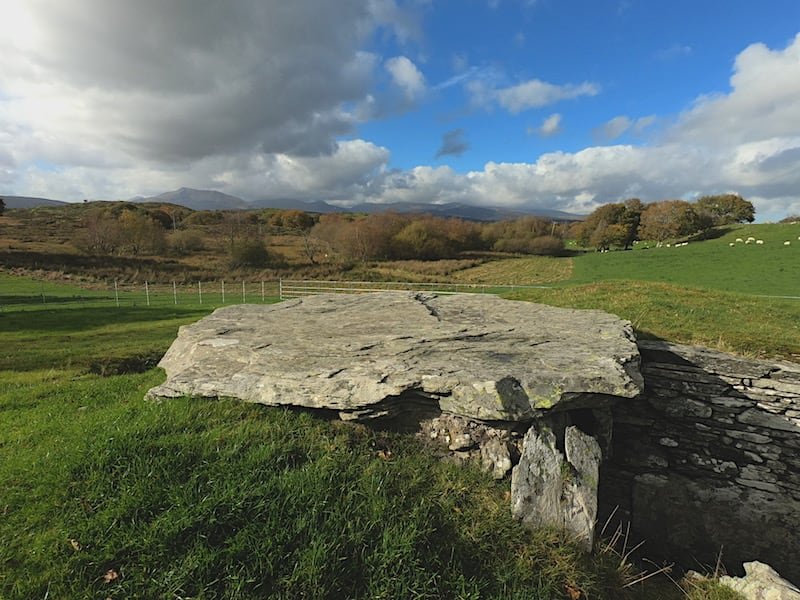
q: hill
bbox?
[134,187,250,210]
[568,223,800,297]
[1,195,67,209]
[3,188,585,222]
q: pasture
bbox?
[568,223,800,297]
[6,223,793,598]
[0,273,745,599]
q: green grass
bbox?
[451,255,573,285]
[569,223,800,297]
[504,281,800,360]
[1,376,633,599]
[0,272,759,598]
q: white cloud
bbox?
[595,116,632,141]
[672,33,800,148]
[385,56,427,101]
[594,115,658,141]
[532,113,562,137]
[2,3,799,223]
[494,79,600,113]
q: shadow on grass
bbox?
[0,294,114,306]
[0,305,209,333]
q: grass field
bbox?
[9,221,791,598]
[0,272,746,599]
[569,223,800,297]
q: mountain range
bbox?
[2,187,584,221]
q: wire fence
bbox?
[3,280,282,310]
[277,279,550,299]
[4,278,554,310]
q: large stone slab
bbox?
[146,292,643,422]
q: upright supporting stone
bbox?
[511,424,602,551]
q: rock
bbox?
[480,438,514,479]
[510,424,602,551]
[720,561,800,599]
[147,293,643,423]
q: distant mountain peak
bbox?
[134,188,250,211]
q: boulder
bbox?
[146,292,643,424]
[720,562,800,599]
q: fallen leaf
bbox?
[69,538,81,551]
[565,583,582,599]
[103,569,119,584]
[376,449,393,460]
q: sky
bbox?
[1,1,800,221]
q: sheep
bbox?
[785,241,791,246]
[756,239,764,244]
[729,242,735,246]
[745,239,752,244]
[735,238,744,242]
[747,237,756,242]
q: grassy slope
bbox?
[504,281,800,361]
[448,223,800,360]
[569,223,800,296]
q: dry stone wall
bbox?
[601,340,800,582]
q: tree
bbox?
[639,200,701,242]
[393,218,455,259]
[77,210,121,254]
[695,194,755,226]
[116,211,166,255]
[0,197,5,215]
[229,238,272,268]
[576,201,643,251]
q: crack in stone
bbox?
[414,293,442,321]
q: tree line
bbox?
[72,204,570,266]
[65,193,756,266]
[306,212,566,263]
[575,194,755,251]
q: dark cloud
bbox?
[2,0,381,160]
[758,147,800,172]
[435,129,469,158]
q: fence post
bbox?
[261,280,265,302]
[114,279,120,307]
[198,281,203,305]
[173,281,178,305]
[242,281,246,304]
[279,278,283,300]
[145,281,150,306]
[222,280,225,304]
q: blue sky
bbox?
[1,1,800,220]
[362,0,799,170]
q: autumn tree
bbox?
[77,210,121,254]
[577,199,643,251]
[116,210,167,255]
[694,194,755,226]
[393,217,454,259]
[269,209,316,232]
[639,200,701,242]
